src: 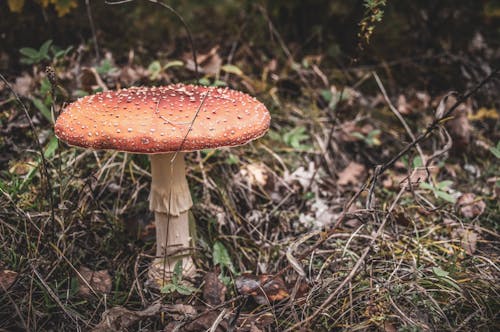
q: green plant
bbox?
[147,60,184,80]
[19,40,72,65]
[283,126,311,151]
[351,129,381,146]
[96,59,119,76]
[358,0,387,46]
[489,141,500,159]
[213,241,236,274]
[420,180,456,203]
[160,261,197,295]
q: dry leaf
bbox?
[437,94,473,148]
[93,303,162,332]
[78,266,112,297]
[452,228,479,255]
[397,94,412,115]
[203,271,227,305]
[336,121,362,142]
[384,321,397,332]
[461,230,478,255]
[236,274,289,304]
[185,46,222,75]
[12,72,32,97]
[240,163,269,187]
[456,193,486,218]
[0,270,17,291]
[337,162,366,186]
[176,311,228,332]
[285,162,317,189]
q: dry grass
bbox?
[1,7,499,331]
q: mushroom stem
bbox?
[149,152,195,283]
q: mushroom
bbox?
[54,84,270,285]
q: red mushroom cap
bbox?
[54,84,271,153]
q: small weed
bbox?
[20,40,72,65]
[489,141,500,159]
[160,261,197,295]
[420,180,457,203]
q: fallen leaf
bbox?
[203,271,227,305]
[80,67,108,93]
[337,162,366,186]
[437,94,473,148]
[176,311,228,332]
[0,270,17,291]
[236,274,289,304]
[456,193,486,218]
[284,162,317,189]
[384,321,397,332]
[240,163,269,187]
[185,46,222,75]
[397,94,412,115]
[461,230,478,255]
[77,266,112,297]
[93,303,162,332]
[12,72,32,97]
[452,228,479,255]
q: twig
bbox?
[86,0,100,61]
[258,67,499,306]
[284,187,406,331]
[379,68,499,174]
[372,71,426,165]
[32,268,82,326]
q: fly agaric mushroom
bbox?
[54,84,270,285]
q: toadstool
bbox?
[54,84,270,285]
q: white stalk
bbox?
[148,152,195,283]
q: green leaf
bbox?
[96,59,115,75]
[489,141,500,159]
[226,154,239,165]
[31,98,53,123]
[436,190,456,203]
[433,266,449,277]
[172,260,183,284]
[213,241,235,274]
[436,180,453,190]
[19,47,39,58]
[213,80,227,87]
[73,90,89,98]
[419,182,434,190]
[320,89,332,102]
[44,135,58,158]
[412,156,424,168]
[221,64,243,76]
[351,132,365,140]
[283,126,310,150]
[160,283,176,294]
[39,40,53,57]
[367,129,381,138]
[163,60,184,70]
[174,284,196,295]
[148,60,162,80]
[198,77,211,86]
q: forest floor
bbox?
[0,2,499,331]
